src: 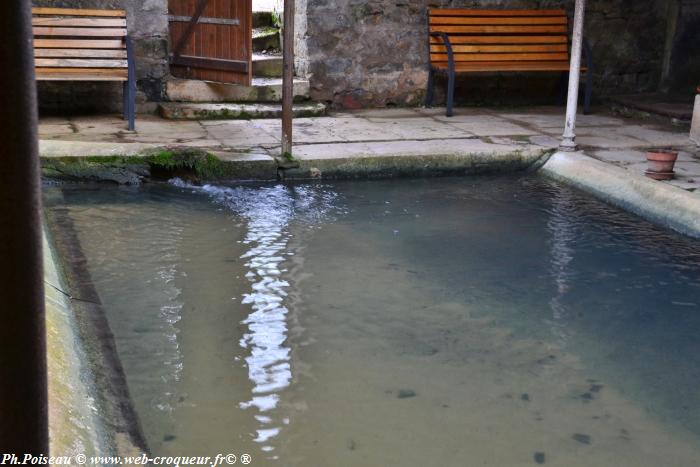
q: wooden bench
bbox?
[32,7,136,130]
[426,9,592,117]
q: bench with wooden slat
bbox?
[32,7,136,130]
[426,9,593,117]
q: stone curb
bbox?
[541,151,700,239]
[39,139,551,183]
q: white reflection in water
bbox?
[174,180,339,451]
[546,188,576,347]
[151,227,185,414]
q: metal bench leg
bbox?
[446,66,455,117]
[126,36,136,131]
[426,67,434,107]
[127,79,135,131]
[122,82,128,121]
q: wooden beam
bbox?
[170,54,249,73]
[0,0,48,455]
[171,0,211,58]
[168,15,240,26]
[281,0,295,158]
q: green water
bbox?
[44,175,700,466]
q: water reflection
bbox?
[546,186,576,347]
[153,242,186,414]
[174,180,339,452]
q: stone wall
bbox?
[665,0,700,93]
[33,0,169,114]
[31,0,698,113]
[297,0,672,108]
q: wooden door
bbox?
[168,0,252,85]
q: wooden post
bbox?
[281,0,295,158]
[560,0,587,151]
[0,0,49,455]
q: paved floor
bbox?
[38,106,699,194]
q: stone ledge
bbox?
[541,151,700,239]
[281,140,549,179]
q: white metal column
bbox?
[560,0,587,151]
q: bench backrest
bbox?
[32,7,129,81]
[428,9,570,68]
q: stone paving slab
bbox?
[38,107,699,195]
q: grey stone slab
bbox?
[39,140,159,158]
[444,117,540,136]
[590,149,648,165]
[159,102,327,120]
[337,108,421,119]
[39,123,76,138]
[351,118,474,140]
[204,120,280,147]
[616,125,692,147]
[528,135,561,148]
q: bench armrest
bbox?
[429,32,455,72]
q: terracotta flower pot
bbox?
[644,170,675,181]
[646,149,678,175]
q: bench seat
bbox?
[32,7,136,130]
[427,9,593,117]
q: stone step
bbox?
[166,77,310,103]
[253,27,280,52]
[253,53,282,78]
[252,11,275,28]
[158,101,327,120]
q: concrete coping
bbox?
[541,151,700,239]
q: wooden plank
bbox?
[429,25,568,33]
[34,48,127,58]
[32,7,126,17]
[33,39,125,49]
[172,0,211,57]
[430,35,567,44]
[170,54,248,73]
[35,67,128,80]
[430,44,568,53]
[431,61,583,72]
[429,9,566,17]
[429,16,567,25]
[168,15,240,26]
[35,58,127,68]
[32,17,126,28]
[431,52,569,62]
[33,27,127,37]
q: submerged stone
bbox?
[533,452,546,464]
[397,389,417,399]
[572,433,592,445]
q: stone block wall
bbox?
[665,0,700,93]
[296,0,671,108]
[33,0,169,114]
[31,0,698,113]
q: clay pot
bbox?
[644,170,675,181]
[646,149,678,176]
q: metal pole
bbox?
[560,0,587,151]
[0,0,49,455]
[281,0,295,158]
